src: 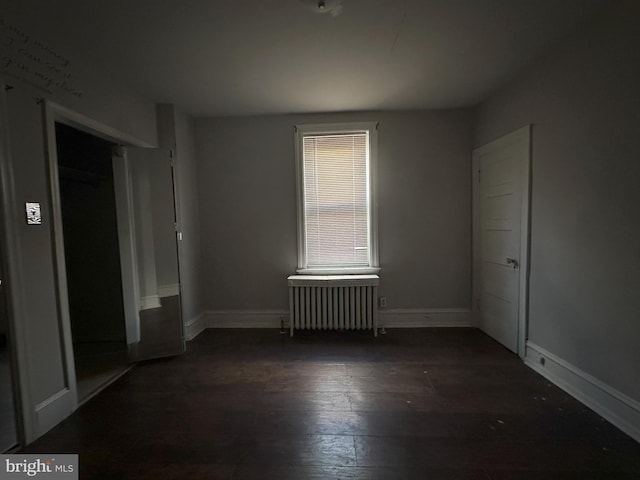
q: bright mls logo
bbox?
[1,455,77,479]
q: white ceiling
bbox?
[3,0,607,116]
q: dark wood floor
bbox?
[21,328,640,479]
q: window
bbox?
[294,122,379,274]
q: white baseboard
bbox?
[192,308,472,332]
[34,388,75,439]
[204,310,288,328]
[140,295,161,310]
[184,313,206,341]
[158,284,179,298]
[525,341,640,443]
[379,308,473,327]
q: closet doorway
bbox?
[54,123,130,402]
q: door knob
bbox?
[506,258,519,269]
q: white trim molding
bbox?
[158,284,180,298]
[294,122,379,275]
[525,341,640,443]
[47,102,154,148]
[183,308,474,341]
[140,295,162,310]
[204,310,288,329]
[34,388,74,439]
[184,313,206,341]
[379,308,473,328]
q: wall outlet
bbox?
[379,296,387,308]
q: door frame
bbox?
[0,81,30,447]
[42,101,153,407]
[472,125,532,357]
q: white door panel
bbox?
[473,126,530,355]
[118,147,184,361]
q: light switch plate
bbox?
[26,202,42,225]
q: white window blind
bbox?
[302,132,370,268]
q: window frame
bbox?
[294,122,379,275]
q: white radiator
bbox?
[287,275,379,336]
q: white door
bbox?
[117,147,185,361]
[472,126,530,355]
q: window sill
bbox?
[288,273,379,287]
[296,267,380,276]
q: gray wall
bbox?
[5,86,68,407]
[475,0,640,401]
[195,110,473,312]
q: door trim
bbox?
[42,101,153,409]
[472,125,531,357]
[46,102,154,149]
[41,102,79,418]
[0,80,31,445]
